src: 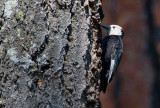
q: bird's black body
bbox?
[100,35,123,93]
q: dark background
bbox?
[100,0,160,108]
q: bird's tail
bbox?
[100,70,108,93]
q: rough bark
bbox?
[0,0,103,108]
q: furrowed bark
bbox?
[0,0,103,107]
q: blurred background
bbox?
[99,0,160,108]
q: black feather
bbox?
[100,35,123,93]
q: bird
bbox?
[100,24,124,93]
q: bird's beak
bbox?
[100,25,110,30]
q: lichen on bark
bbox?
[0,0,103,107]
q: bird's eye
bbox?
[113,26,115,29]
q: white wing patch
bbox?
[107,59,115,83]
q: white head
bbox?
[109,25,123,36]
[100,24,124,37]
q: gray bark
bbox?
[0,0,103,107]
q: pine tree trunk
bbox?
[0,0,103,107]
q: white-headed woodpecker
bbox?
[100,24,124,93]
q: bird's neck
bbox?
[108,35,122,38]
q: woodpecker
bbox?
[100,24,124,93]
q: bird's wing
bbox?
[107,45,123,83]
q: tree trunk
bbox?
[0,0,103,107]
